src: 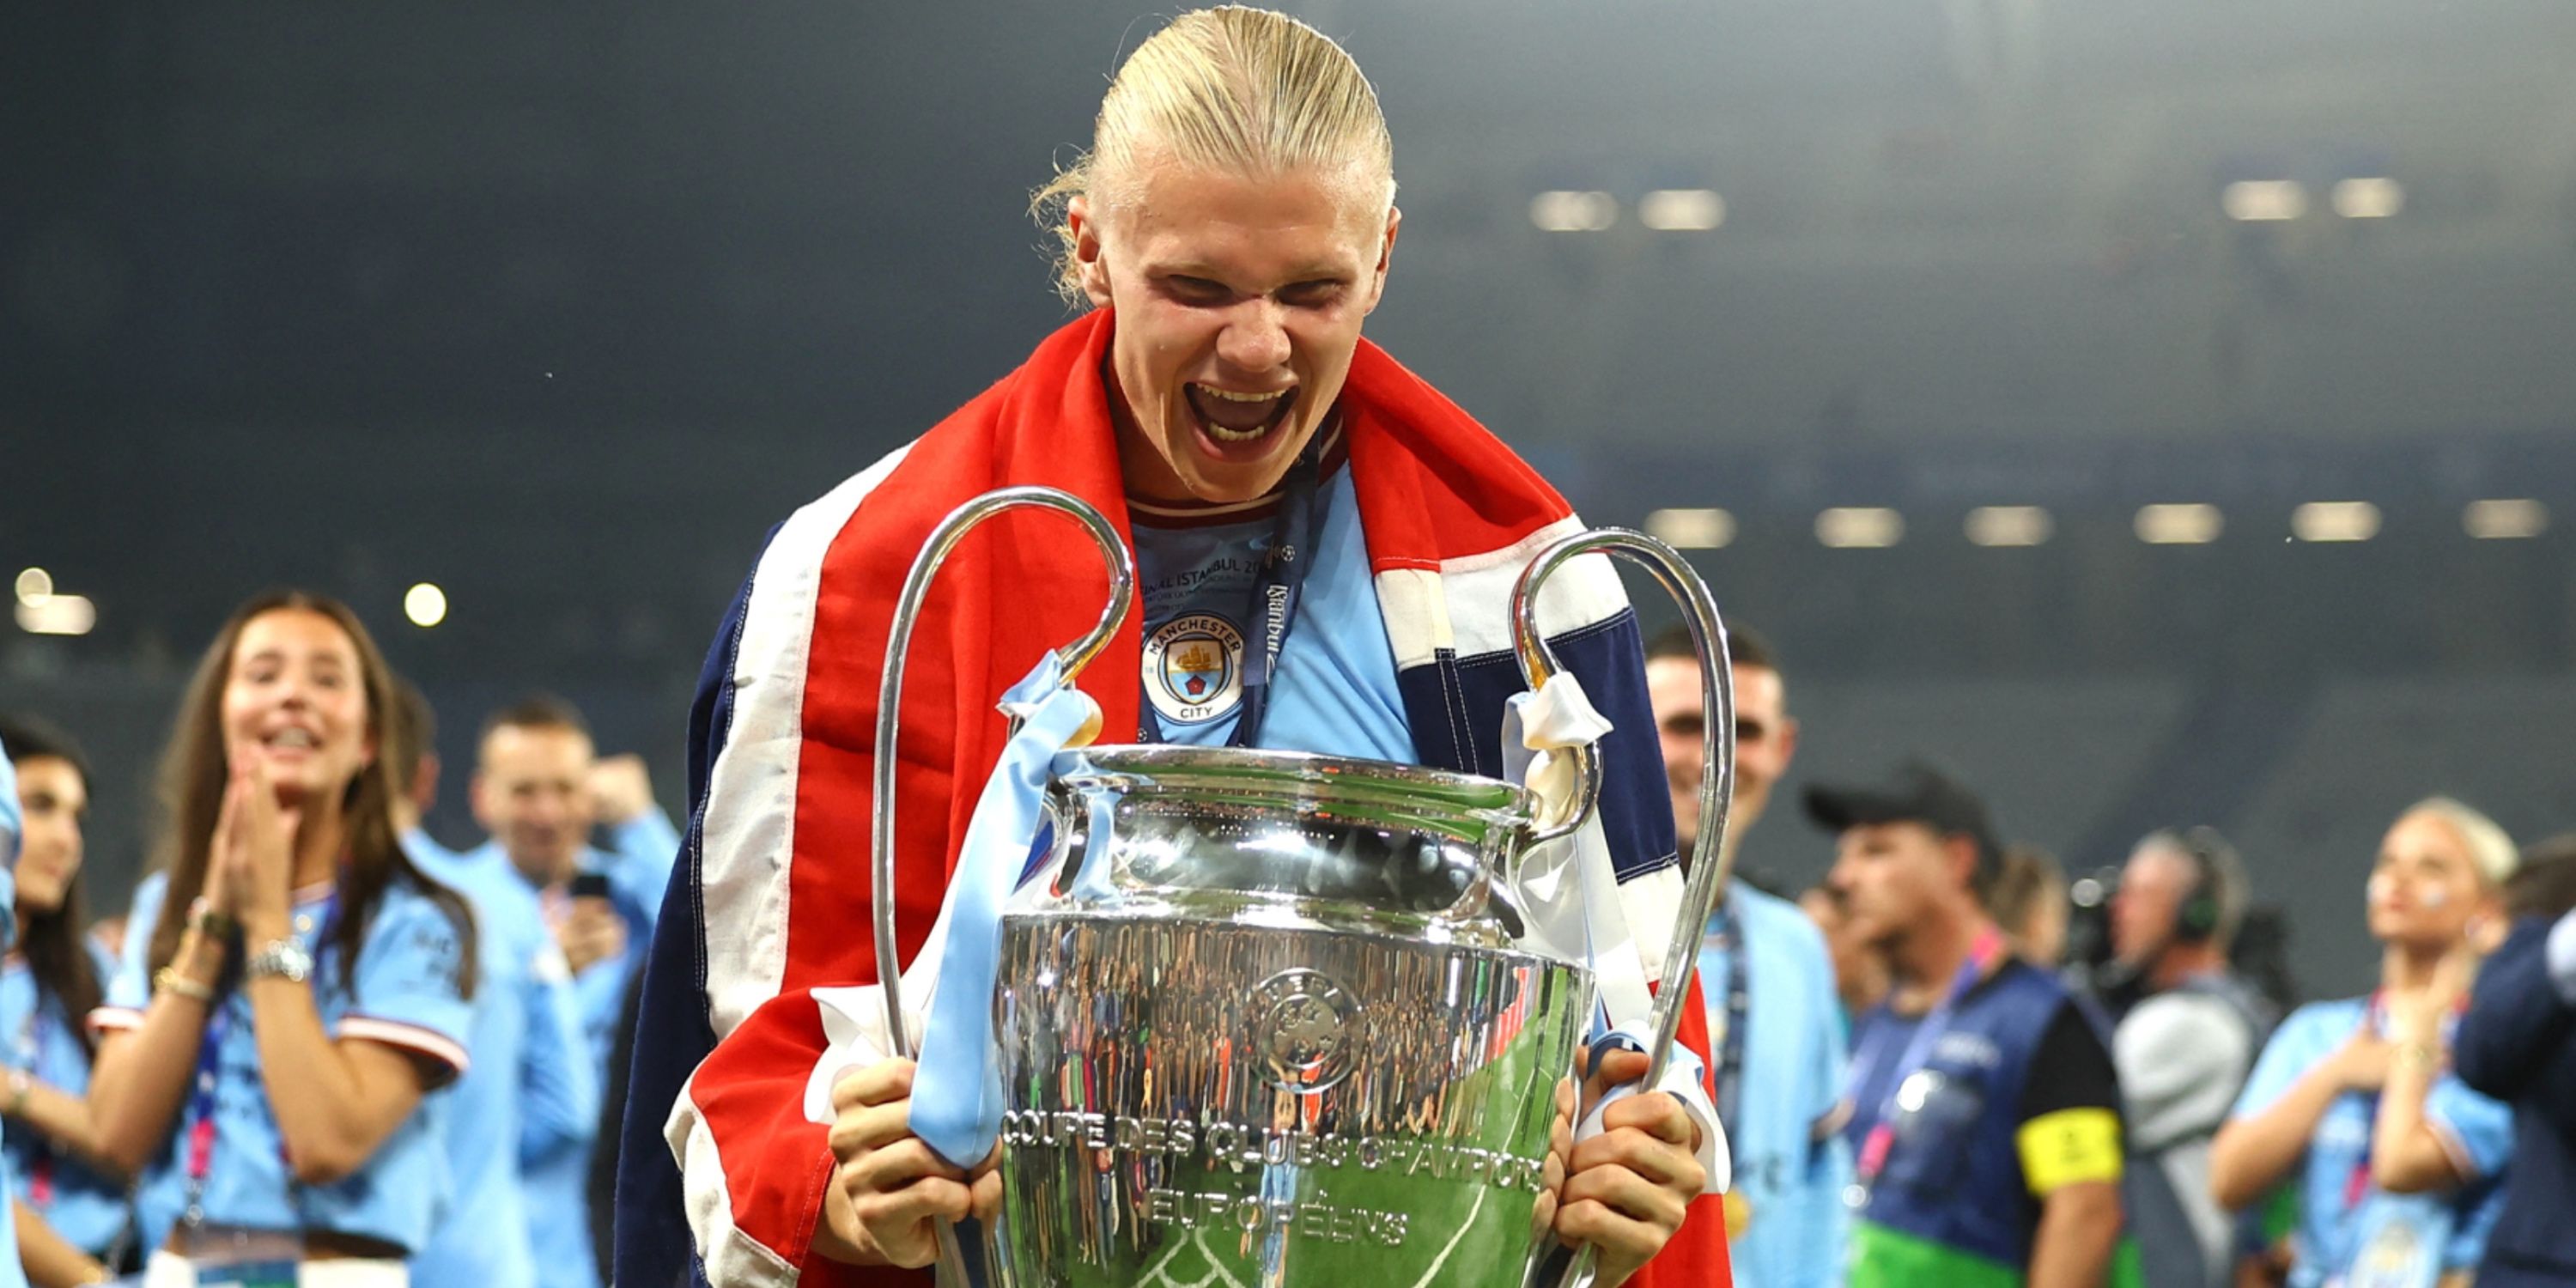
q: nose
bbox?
[1216,299,1291,374]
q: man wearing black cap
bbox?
[1811,761,2128,1288]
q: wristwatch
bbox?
[244,939,314,985]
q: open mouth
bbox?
[262,727,321,753]
[1183,382,1299,459]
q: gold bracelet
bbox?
[153,967,216,1005]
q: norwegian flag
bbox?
[616,311,1730,1288]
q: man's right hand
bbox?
[557,897,627,976]
[820,1059,1002,1267]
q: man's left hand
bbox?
[1556,1047,1705,1287]
[588,754,656,827]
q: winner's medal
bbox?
[1723,1189,1755,1238]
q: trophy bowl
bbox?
[988,746,1590,1288]
[869,488,1738,1288]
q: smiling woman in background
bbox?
[2208,798,2519,1288]
[85,592,478,1288]
[0,717,132,1285]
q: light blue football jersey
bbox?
[1129,466,1414,764]
[103,874,473,1255]
[1,944,132,1256]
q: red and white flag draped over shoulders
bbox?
[615,309,1734,1288]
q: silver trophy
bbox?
[874,488,1737,1288]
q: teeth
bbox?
[1205,422,1267,443]
[1195,383,1289,404]
[270,730,317,748]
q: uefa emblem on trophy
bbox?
[872,487,1740,1288]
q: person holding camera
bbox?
[2105,829,2274,1288]
[461,697,675,1288]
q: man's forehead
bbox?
[482,723,592,765]
[2124,844,2193,884]
[1115,164,1384,267]
[1844,818,1941,849]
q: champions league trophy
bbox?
[873,488,1739,1288]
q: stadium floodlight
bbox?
[2223,180,2307,222]
[405,582,450,629]
[2464,499,2547,539]
[2292,501,2381,543]
[1817,507,1904,549]
[1965,507,2053,548]
[1638,190,1725,232]
[1646,507,1737,550]
[2330,178,2404,219]
[15,594,94,636]
[2136,504,2224,544]
[1529,191,1618,233]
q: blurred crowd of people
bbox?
[1648,623,2576,1288]
[0,587,2571,1288]
[0,592,672,1287]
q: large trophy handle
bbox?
[1510,529,1735,1288]
[869,486,1134,1288]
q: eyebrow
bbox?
[1149,261,1354,284]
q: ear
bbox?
[1777,715,1801,773]
[468,772,492,831]
[1362,204,1400,316]
[1944,833,1982,895]
[1067,195,1115,309]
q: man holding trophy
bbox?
[615,8,1734,1286]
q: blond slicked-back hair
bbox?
[1033,5,1396,306]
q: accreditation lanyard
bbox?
[1700,901,1753,1128]
[1851,925,2008,1188]
[2340,991,2466,1211]
[1134,436,1329,751]
[182,890,335,1227]
[13,976,53,1207]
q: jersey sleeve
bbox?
[2014,1002,2125,1195]
[605,807,683,939]
[2421,1074,2514,1182]
[2232,1002,2336,1121]
[337,884,475,1085]
[519,928,601,1167]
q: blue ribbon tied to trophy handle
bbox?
[909,651,1104,1168]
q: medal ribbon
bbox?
[1702,899,1753,1129]
[1135,434,1327,750]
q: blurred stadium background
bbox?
[7,0,2575,995]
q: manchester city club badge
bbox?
[1145,612,1246,726]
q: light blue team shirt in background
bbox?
[2231,996,2516,1288]
[0,750,26,1288]
[1697,881,1852,1288]
[453,808,678,1288]
[1129,465,1417,764]
[1,945,132,1256]
[407,839,598,1288]
[102,873,474,1256]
